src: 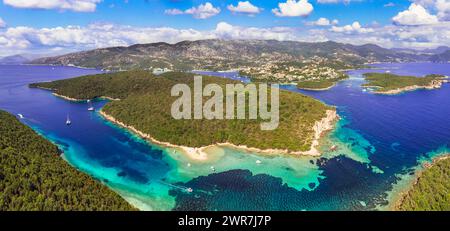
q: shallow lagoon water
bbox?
[0,63,449,210]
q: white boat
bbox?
[210,166,216,172]
[17,114,24,119]
[186,188,193,193]
[256,160,262,165]
[66,115,72,125]
[87,100,95,111]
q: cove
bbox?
[0,63,449,210]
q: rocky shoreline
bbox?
[368,79,449,95]
[32,86,121,102]
[393,154,450,210]
[99,109,339,160]
[298,84,337,91]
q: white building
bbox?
[152,68,171,75]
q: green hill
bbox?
[362,73,447,94]
[31,71,334,152]
[398,156,450,211]
[0,110,135,211]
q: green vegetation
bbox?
[0,110,135,211]
[398,157,450,211]
[297,80,336,90]
[297,76,348,90]
[362,73,446,93]
[31,71,333,152]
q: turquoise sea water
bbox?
[0,63,449,210]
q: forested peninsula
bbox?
[31,71,338,158]
[397,155,450,211]
[363,73,449,95]
[0,110,136,211]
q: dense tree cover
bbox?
[32,71,332,152]
[399,157,450,211]
[297,76,348,90]
[362,73,446,92]
[0,111,135,211]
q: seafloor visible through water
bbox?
[1,63,449,210]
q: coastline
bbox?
[99,109,339,161]
[53,92,121,102]
[297,76,349,92]
[297,83,337,91]
[365,79,449,95]
[32,86,122,102]
[393,154,450,210]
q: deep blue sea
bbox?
[1,63,449,211]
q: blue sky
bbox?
[0,0,449,56]
[0,0,411,28]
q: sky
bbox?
[0,0,449,56]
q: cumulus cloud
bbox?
[166,2,220,19]
[329,22,450,49]
[0,22,300,55]
[215,22,297,40]
[393,3,439,25]
[315,17,331,26]
[227,1,261,15]
[3,0,102,12]
[330,21,374,33]
[435,0,450,20]
[272,0,313,17]
[316,0,356,4]
[307,17,339,26]
[1,21,450,56]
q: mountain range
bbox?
[29,40,448,71]
[0,55,30,65]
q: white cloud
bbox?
[330,21,374,33]
[410,0,450,21]
[227,1,261,15]
[164,9,184,15]
[315,17,331,26]
[384,2,396,7]
[215,22,297,40]
[0,22,300,55]
[0,17,6,28]
[316,0,357,4]
[165,2,220,19]
[272,0,313,17]
[1,21,450,56]
[436,0,450,20]
[307,17,339,26]
[3,0,102,12]
[393,3,439,25]
[186,2,221,19]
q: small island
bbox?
[362,73,449,95]
[31,71,339,160]
[396,155,450,211]
[297,76,348,91]
[0,110,135,211]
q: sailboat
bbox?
[66,115,72,125]
[17,114,24,119]
[87,100,95,111]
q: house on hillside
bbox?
[152,68,171,75]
